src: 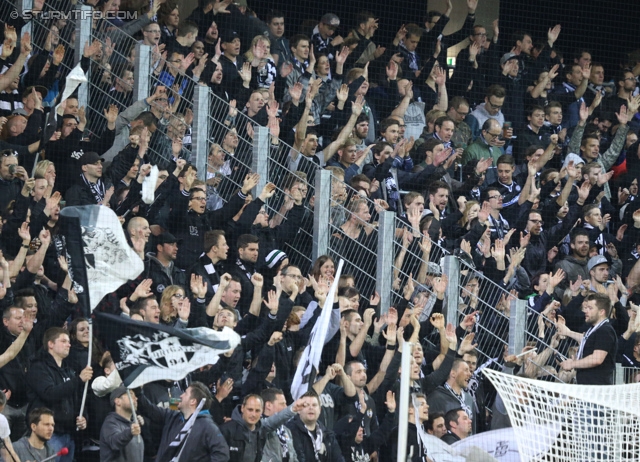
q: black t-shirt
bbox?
[576,320,617,385]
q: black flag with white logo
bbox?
[96,312,241,388]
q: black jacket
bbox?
[137,394,230,462]
[220,406,266,462]
[144,253,188,297]
[65,176,106,207]
[287,415,344,462]
[168,190,247,270]
[26,349,83,434]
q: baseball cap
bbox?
[587,255,608,272]
[427,262,442,276]
[12,108,29,117]
[156,232,182,245]
[22,85,48,100]
[110,386,128,406]
[79,152,104,166]
[500,52,518,66]
[221,30,240,44]
[321,13,340,28]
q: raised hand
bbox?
[547,24,561,45]
[335,46,350,65]
[241,173,260,194]
[263,290,279,313]
[430,312,445,330]
[577,180,592,202]
[289,82,303,103]
[190,274,208,298]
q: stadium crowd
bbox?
[0,0,638,460]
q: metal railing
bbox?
[16,3,585,387]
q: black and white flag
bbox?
[59,205,144,314]
[291,259,344,400]
[96,312,241,388]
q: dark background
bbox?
[253,0,640,75]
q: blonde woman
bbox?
[245,35,276,88]
[34,159,56,196]
[159,285,191,328]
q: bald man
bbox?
[127,217,151,259]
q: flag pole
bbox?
[77,318,93,429]
[126,389,142,443]
[396,340,413,462]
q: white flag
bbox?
[291,259,344,400]
[60,205,144,311]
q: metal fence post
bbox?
[19,0,32,36]
[133,43,151,103]
[312,169,331,261]
[74,4,92,109]
[442,255,460,327]
[192,85,210,181]
[251,126,269,196]
[376,211,395,315]
[615,364,625,385]
[509,299,527,355]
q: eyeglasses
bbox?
[191,196,206,201]
[455,109,469,116]
[284,273,302,280]
[487,100,503,110]
[528,219,544,225]
[172,293,186,299]
[488,194,503,200]
[624,77,636,81]
[486,131,502,138]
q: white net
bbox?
[482,369,640,461]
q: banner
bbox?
[96,312,241,388]
[291,259,344,400]
[59,205,144,314]
[452,428,519,461]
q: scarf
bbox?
[577,319,609,360]
[235,258,253,281]
[444,382,473,418]
[306,426,325,461]
[81,174,105,204]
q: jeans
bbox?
[49,433,75,462]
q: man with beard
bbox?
[100,387,144,461]
[13,408,56,461]
[554,229,590,297]
[144,232,186,297]
[558,292,617,385]
[427,359,474,433]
